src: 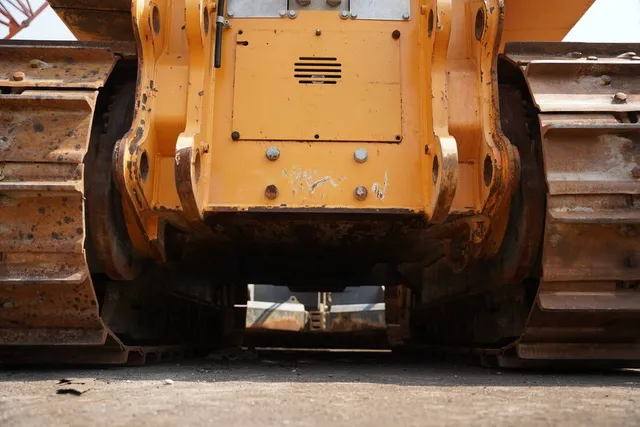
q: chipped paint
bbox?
[283,165,345,201]
[372,171,389,200]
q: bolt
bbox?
[632,165,640,178]
[288,10,297,18]
[402,13,410,20]
[279,10,287,17]
[600,75,612,86]
[587,55,598,61]
[227,10,234,17]
[566,51,582,59]
[265,185,279,200]
[326,0,341,6]
[11,71,25,81]
[231,131,241,141]
[340,10,350,19]
[613,92,628,104]
[30,59,43,68]
[628,253,640,268]
[354,186,368,201]
[297,0,311,5]
[351,12,358,19]
[354,148,368,163]
[315,29,322,36]
[392,30,401,39]
[266,147,280,161]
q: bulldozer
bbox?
[0,0,638,367]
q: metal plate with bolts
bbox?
[350,0,411,21]
[226,0,287,18]
[233,29,402,142]
[289,0,349,12]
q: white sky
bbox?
[3,0,640,41]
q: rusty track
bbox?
[494,43,640,366]
[0,41,176,364]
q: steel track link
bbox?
[494,43,640,367]
[0,40,194,365]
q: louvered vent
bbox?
[294,57,342,85]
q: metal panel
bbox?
[226,0,287,18]
[233,29,402,142]
[350,0,410,21]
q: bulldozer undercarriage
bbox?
[0,0,639,367]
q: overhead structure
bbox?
[0,0,47,39]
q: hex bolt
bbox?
[279,10,287,17]
[316,29,322,36]
[340,10,350,19]
[265,184,279,200]
[600,75,612,86]
[587,55,598,61]
[326,0,342,6]
[266,147,280,161]
[11,71,25,81]
[632,165,640,178]
[402,13,411,20]
[354,186,368,201]
[30,59,44,68]
[227,10,234,17]
[351,12,358,19]
[231,131,241,141]
[613,92,628,104]
[354,148,368,163]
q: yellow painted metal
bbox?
[118,0,594,249]
[233,29,402,142]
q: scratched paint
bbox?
[282,165,345,201]
[371,171,389,200]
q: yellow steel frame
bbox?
[117,0,593,257]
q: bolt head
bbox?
[315,28,322,36]
[30,59,41,68]
[265,185,279,200]
[231,131,241,141]
[566,51,582,59]
[266,147,280,161]
[288,10,297,18]
[354,186,368,201]
[402,13,410,20]
[296,0,311,6]
[279,10,287,17]
[351,12,358,19]
[12,71,25,81]
[392,30,401,39]
[227,10,234,17]
[326,0,341,6]
[600,75,612,86]
[613,92,628,103]
[587,55,598,61]
[354,148,368,163]
[340,10,350,19]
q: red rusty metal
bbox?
[0,0,47,39]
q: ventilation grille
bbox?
[294,57,342,85]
